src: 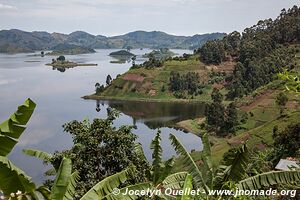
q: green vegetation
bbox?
[109,50,135,57]
[46,56,97,68]
[85,54,223,102]
[143,48,176,60]
[205,89,238,136]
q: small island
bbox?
[143,48,176,60]
[109,50,135,57]
[46,55,97,68]
[109,50,136,64]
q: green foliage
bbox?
[205,6,300,99]
[272,123,300,160]
[169,134,210,194]
[278,70,300,92]
[169,71,203,97]
[80,166,153,200]
[179,174,193,200]
[142,54,163,69]
[237,170,300,190]
[49,110,150,197]
[275,91,288,115]
[150,130,163,185]
[57,55,66,61]
[0,156,37,198]
[205,89,239,135]
[22,149,53,162]
[50,158,72,200]
[199,40,226,64]
[0,98,36,156]
[214,145,249,189]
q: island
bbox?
[109,50,135,57]
[109,50,135,64]
[46,55,97,68]
[143,48,176,60]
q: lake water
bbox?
[0,49,204,183]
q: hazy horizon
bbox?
[0,0,299,36]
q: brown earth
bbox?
[122,74,145,82]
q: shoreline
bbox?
[82,94,210,104]
[46,63,98,67]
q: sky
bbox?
[0,0,299,36]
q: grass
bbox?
[172,80,300,169]
[87,55,230,103]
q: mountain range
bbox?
[0,29,225,53]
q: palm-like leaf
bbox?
[22,149,53,161]
[0,156,36,197]
[237,170,300,190]
[134,143,147,162]
[157,157,175,185]
[179,174,193,200]
[162,172,188,189]
[214,144,249,189]
[103,182,153,200]
[51,157,72,200]
[36,186,51,200]
[0,98,36,156]
[64,171,80,200]
[200,133,214,189]
[169,134,209,193]
[80,166,135,200]
[151,130,163,185]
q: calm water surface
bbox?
[0,49,203,183]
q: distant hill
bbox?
[46,44,96,55]
[0,29,225,53]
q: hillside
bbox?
[84,54,235,102]
[0,29,225,53]
[85,5,300,166]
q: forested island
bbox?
[0,5,300,200]
[46,55,97,67]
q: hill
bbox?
[0,29,225,53]
[46,44,96,55]
[84,5,300,165]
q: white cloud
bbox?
[0,3,17,11]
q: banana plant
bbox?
[169,133,300,199]
[0,99,45,199]
[0,99,79,200]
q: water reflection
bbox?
[0,49,199,183]
[96,100,206,129]
[110,55,132,64]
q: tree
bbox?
[106,74,112,85]
[48,110,150,197]
[222,102,239,133]
[275,91,288,116]
[205,88,225,133]
[211,88,223,103]
[273,123,300,159]
[57,55,65,61]
[95,83,105,94]
[131,55,136,67]
[199,40,226,65]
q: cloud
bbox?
[0,3,17,11]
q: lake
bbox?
[0,49,204,183]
